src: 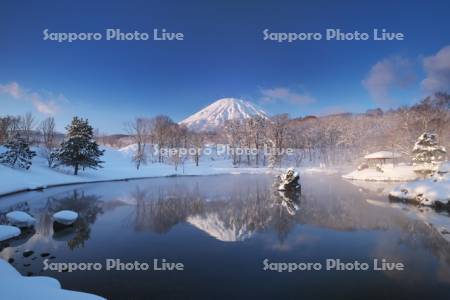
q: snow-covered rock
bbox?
[277,168,301,191]
[53,210,78,225]
[389,173,450,206]
[179,98,268,131]
[0,225,21,242]
[0,259,105,300]
[342,164,418,181]
[6,211,36,227]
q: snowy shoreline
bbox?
[0,171,269,198]
[0,145,344,198]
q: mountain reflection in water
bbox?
[1,174,450,300]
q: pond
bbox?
[1,174,450,300]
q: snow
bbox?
[364,151,401,159]
[53,210,78,225]
[342,164,418,181]
[0,259,105,300]
[389,172,450,206]
[179,98,268,131]
[6,211,36,227]
[0,145,283,197]
[0,225,21,242]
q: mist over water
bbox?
[1,174,450,299]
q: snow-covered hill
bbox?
[179,98,268,131]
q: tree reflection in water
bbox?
[40,190,103,250]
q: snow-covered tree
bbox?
[0,133,36,169]
[54,117,104,175]
[412,132,446,170]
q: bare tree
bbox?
[224,119,244,166]
[0,115,20,144]
[189,131,204,167]
[39,117,57,167]
[150,115,176,163]
[126,118,151,170]
[268,114,289,167]
[19,112,35,144]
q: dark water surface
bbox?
[1,174,450,300]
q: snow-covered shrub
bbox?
[0,133,36,169]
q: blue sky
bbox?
[0,0,449,133]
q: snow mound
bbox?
[0,259,105,300]
[342,164,418,181]
[53,210,78,225]
[179,98,268,131]
[389,173,450,206]
[6,211,36,227]
[0,225,21,242]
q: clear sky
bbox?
[0,0,449,133]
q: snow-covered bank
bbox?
[0,259,105,300]
[342,164,418,181]
[0,146,337,197]
[389,172,450,206]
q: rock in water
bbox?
[53,210,78,226]
[0,225,21,242]
[6,211,36,228]
[277,168,301,191]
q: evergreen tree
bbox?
[0,133,36,169]
[412,132,446,165]
[54,117,104,175]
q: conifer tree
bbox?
[412,132,446,174]
[0,133,36,169]
[54,117,104,175]
[412,132,446,164]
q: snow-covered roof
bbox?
[364,151,402,159]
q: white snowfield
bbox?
[179,98,268,131]
[389,172,450,206]
[0,259,105,300]
[342,164,418,181]
[0,145,280,197]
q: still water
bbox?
[1,174,450,299]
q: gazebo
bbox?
[364,151,402,167]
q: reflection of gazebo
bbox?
[364,151,401,167]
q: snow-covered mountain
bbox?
[179,98,268,131]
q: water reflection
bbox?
[1,174,450,299]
